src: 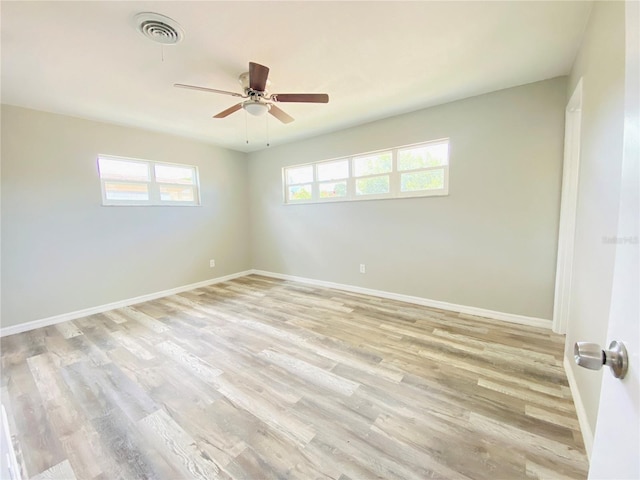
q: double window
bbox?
[97,155,200,206]
[283,139,449,204]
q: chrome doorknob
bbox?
[574,341,629,379]
[574,342,604,370]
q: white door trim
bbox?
[552,79,583,334]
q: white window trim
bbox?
[98,155,201,207]
[282,139,449,204]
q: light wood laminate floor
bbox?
[1,275,588,479]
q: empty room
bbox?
[1,1,638,479]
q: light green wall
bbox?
[1,105,251,327]
[564,0,627,447]
[248,77,567,320]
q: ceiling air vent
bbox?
[135,12,184,45]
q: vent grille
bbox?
[135,13,184,45]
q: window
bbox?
[285,165,314,201]
[283,139,449,204]
[397,142,448,195]
[317,160,349,199]
[98,155,200,206]
[353,152,392,197]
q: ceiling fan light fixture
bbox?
[243,102,270,116]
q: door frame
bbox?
[553,79,583,334]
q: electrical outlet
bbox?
[209,259,216,268]
[359,264,366,274]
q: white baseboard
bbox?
[0,270,253,337]
[251,270,552,329]
[0,268,552,337]
[564,356,594,459]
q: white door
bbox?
[588,2,639,477]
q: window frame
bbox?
[282,139,449,205]
[97,155,201,207]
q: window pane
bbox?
[288,184,312,201]
[155,164,195,185]
[159,185,195,202]
[104,182,149,201]
[319,181,347,199]
[356,175,390,196]
[401,169,445,192]
[286,166,313,185]
[353,152,392,177]
[99,158,149,181]
[317,160,348,181]
[398,143,449,171]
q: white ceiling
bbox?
[1,1,591,153]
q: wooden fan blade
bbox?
[249,62,269,92]
[213,103,243,118]
[271,93,329,103]
[268,104,294,124]
[174,83,246,98]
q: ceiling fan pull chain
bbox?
[161,45,164,62]
[245,110,249,144]
[266,113,270,147]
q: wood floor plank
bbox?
[31,459,77,480]
[119,306,170,333]
[525,404,581,430]
[137,409,229,480]
[58,425,105,479]
[11,389,66,477]
[158,400,246,470]
[469,411,587,470]
[155,340,223,384]
[90,409,181,480]
[102,310,129,324]
[109,331,155,360]
[215,376,317,448]
[258,349,360,397]
[0,275,588,479]
[54,321,83,339]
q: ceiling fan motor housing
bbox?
[239,72,269,99]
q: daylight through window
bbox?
[97,155,200,206]
[283,139,449,204]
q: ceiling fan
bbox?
[175,62,329,124]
